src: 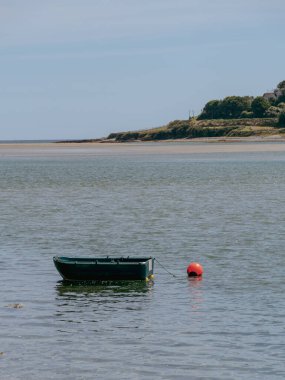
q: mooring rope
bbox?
[154,258,176,278]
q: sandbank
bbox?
[0,137,285,157]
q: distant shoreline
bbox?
[2,136,285,146]
[1,134,285,147]
[55,135,285,144]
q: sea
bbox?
[0,142,284,380]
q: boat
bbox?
[53,256,154,282]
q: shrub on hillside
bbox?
[277,102,285,110]
[264,106,282,118]
[240,111,254,118]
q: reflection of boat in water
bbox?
[53,256,154,282]
[56,278,153,297]
[54,280,153,327]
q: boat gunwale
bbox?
[53,256,153,265]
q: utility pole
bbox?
[189,110,195,120]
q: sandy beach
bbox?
[0,138,285,157]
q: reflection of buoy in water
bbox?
[187,262,203,277]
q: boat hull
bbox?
[53,256,154,282]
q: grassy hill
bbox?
[107,118,285,142]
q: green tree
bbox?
[220,96,252,118]
[198,99,222,119]
[251,97,271,117]
[274,81,285,104]
[277,80,285,89]
[276,92,285,104]
[278,112,285,127]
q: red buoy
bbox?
[187,262,203,277]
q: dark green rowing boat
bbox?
[53,256,154,282]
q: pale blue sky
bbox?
[0,0,284,140]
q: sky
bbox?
[0,0,284,140]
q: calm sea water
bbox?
[1,144,285,379]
